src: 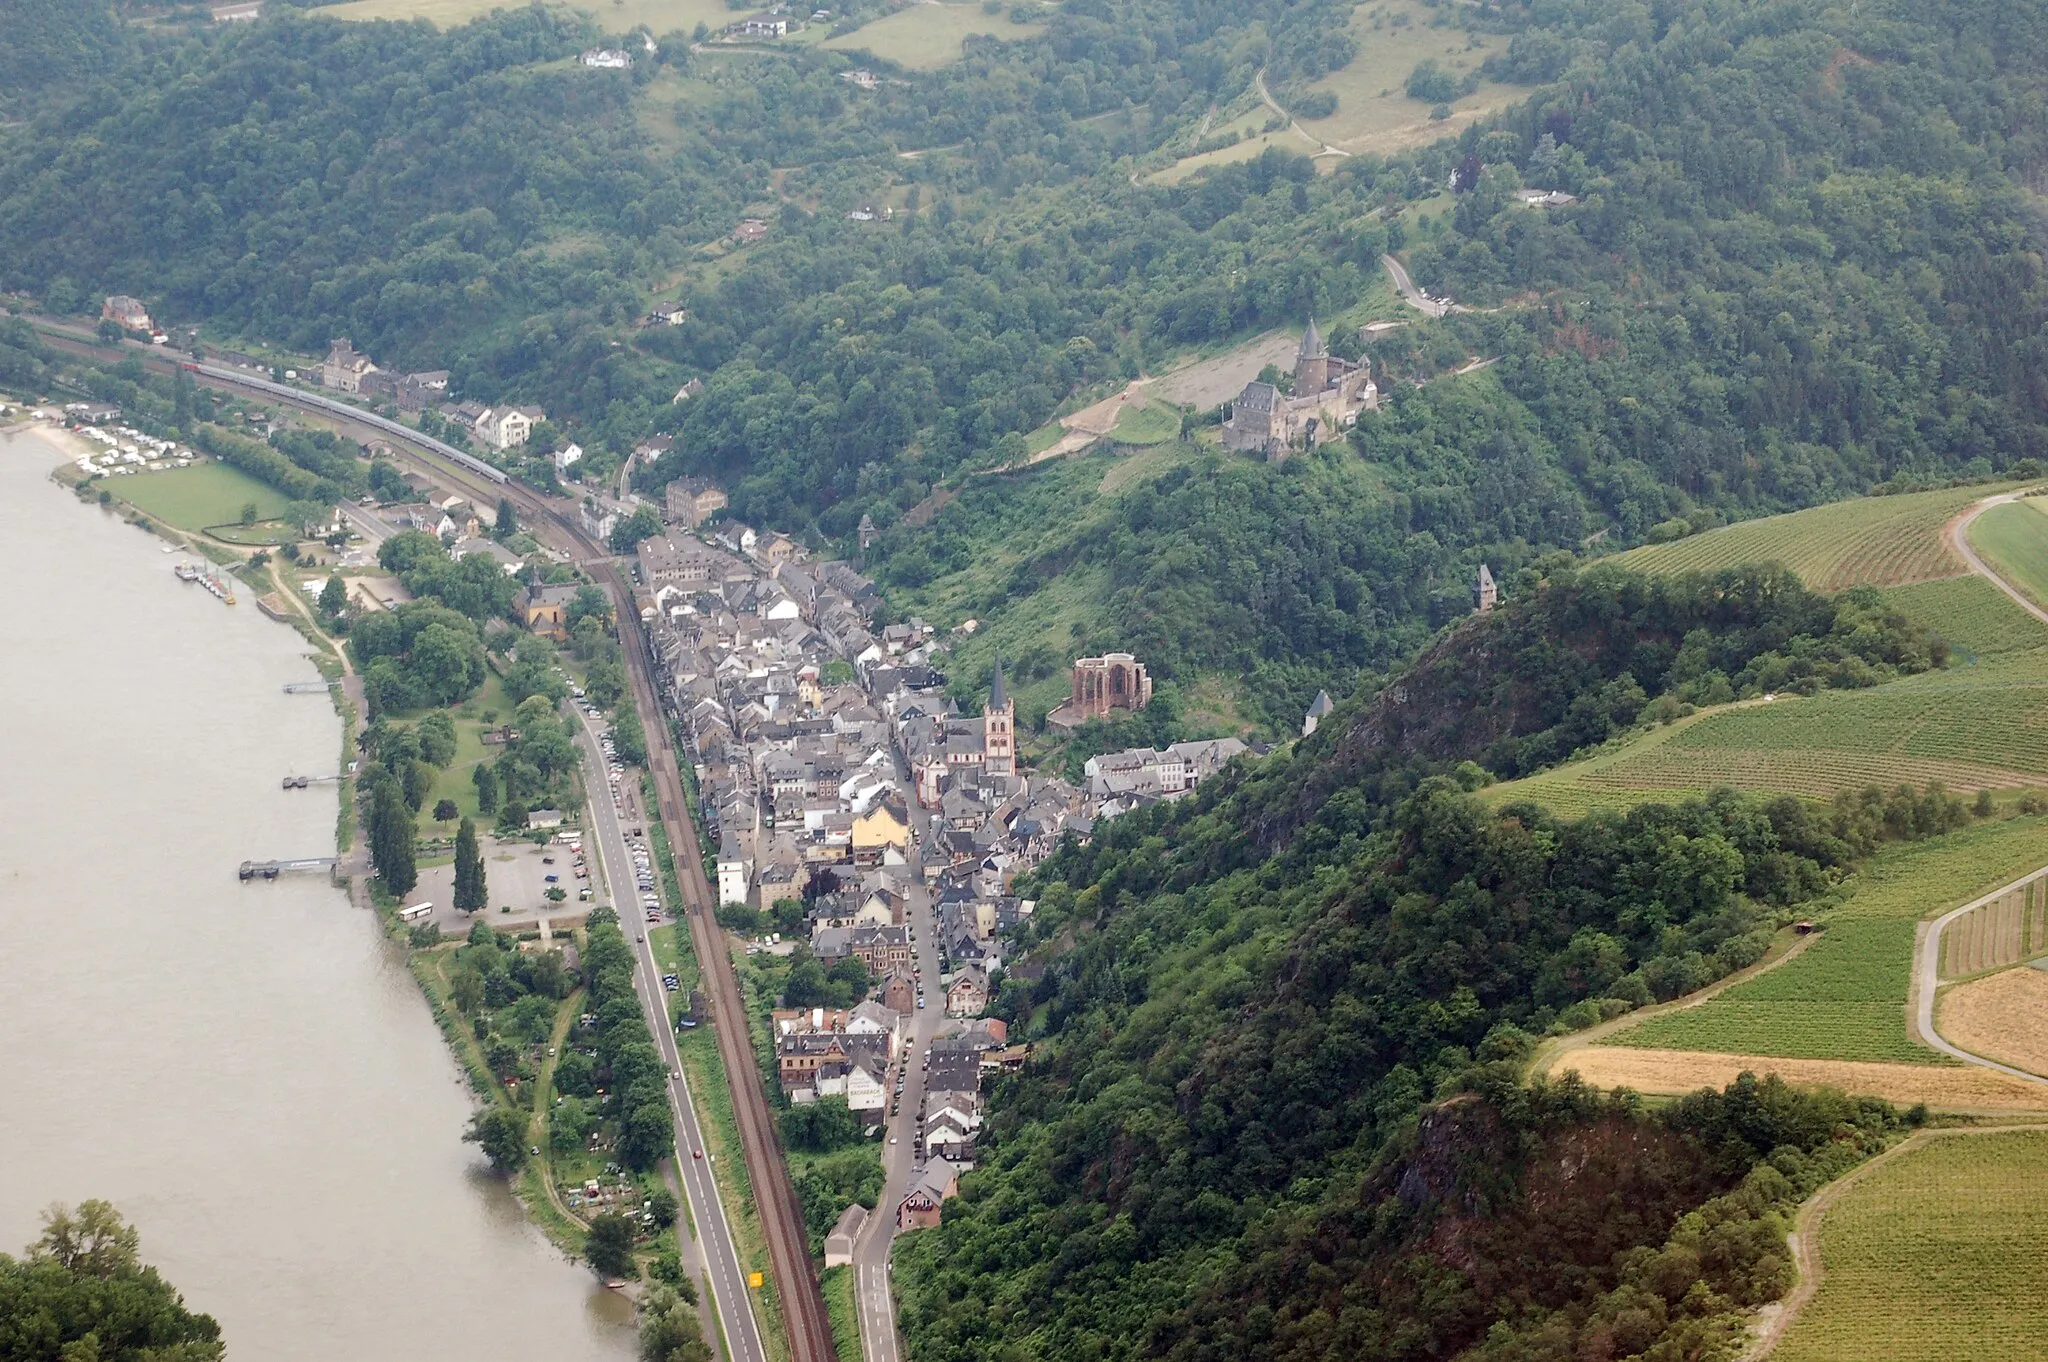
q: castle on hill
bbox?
[1222,320,1378,460]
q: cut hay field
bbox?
[821,3,1046,70]
[320,0,734,31]
[1937,967,2048,1078]
[113,463,290,532]
[1292,0,1524,156]
[1774,1130,2048,1361]
[1614,482,2024,591]
[1965,498,2048,610]
[1549,1046,2048,1111]
[1609,817,2048,1068]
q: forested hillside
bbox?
[893,565,1971,1359]
[5,0,2046,729]
[0,0,129,115]
[879,0,2048,726]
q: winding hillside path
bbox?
[1744,1123,2048,1360]
[1253,69,1350,158]
[1382,253,1456,317]
[1944,493,2048,626]
[1911,870,2048,1088]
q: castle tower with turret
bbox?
[1294,318,1330,394]
[1476,564,1498,613]
[984,655,1015,777]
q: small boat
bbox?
[174,561,235,604]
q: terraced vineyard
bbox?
[1615,482,2017,590]
[1775,1130,2048,1362]
[1940,871,2048,979]
[1613,818,2048,1064]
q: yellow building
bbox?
[851,795,910,866]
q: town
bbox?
[611,487,1250,1232]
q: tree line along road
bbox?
[45,322,839,1362]
[570,707,769,1362]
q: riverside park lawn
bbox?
[113,463,290,533]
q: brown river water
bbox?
[0,429,635,1358]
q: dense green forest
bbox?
[0,0,129,116]
[892,564,1975,1357]
[0,1201,224,1361]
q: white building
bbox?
[476,406,541,450]
[717,832,753,906]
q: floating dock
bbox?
[174,561,236,605]
[238,857,339,880]
[282,681,331,694]
[280,775,342,789]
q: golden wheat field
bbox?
[1937,968,2048,1078]
[1547,1046,2048,1111]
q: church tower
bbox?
[984,655,1015,777]
[1294,318,1330,394]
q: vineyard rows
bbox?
[1941,873,2048,978]
[1775,1130,2048,1362]
[1832,817,2048,922]
[1673,685,2048,770]
[1620,919,1934,1064]
[1884,575,2048,660]
[1617,483,1999,590]
[1576,746,2036,800]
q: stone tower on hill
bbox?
[1296,317,1329,395]
[984,656,1015,777]
[1476,564,1498,613]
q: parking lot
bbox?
[407,832,591,935]
[586,712,668,931]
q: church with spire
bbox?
[1221,319,1379,460]
[984,655,1015,777]
[907,654,1023,805]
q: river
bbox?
[0,429,635,1359]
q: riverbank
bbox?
[0,425,637,1359]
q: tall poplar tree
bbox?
[453,816,486,913]
[369,777,417,897]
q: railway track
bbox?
[34,321,839,1362]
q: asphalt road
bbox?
[1381,253,1455,318]
[573,707,768,1362]
[850,755,948,1362]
